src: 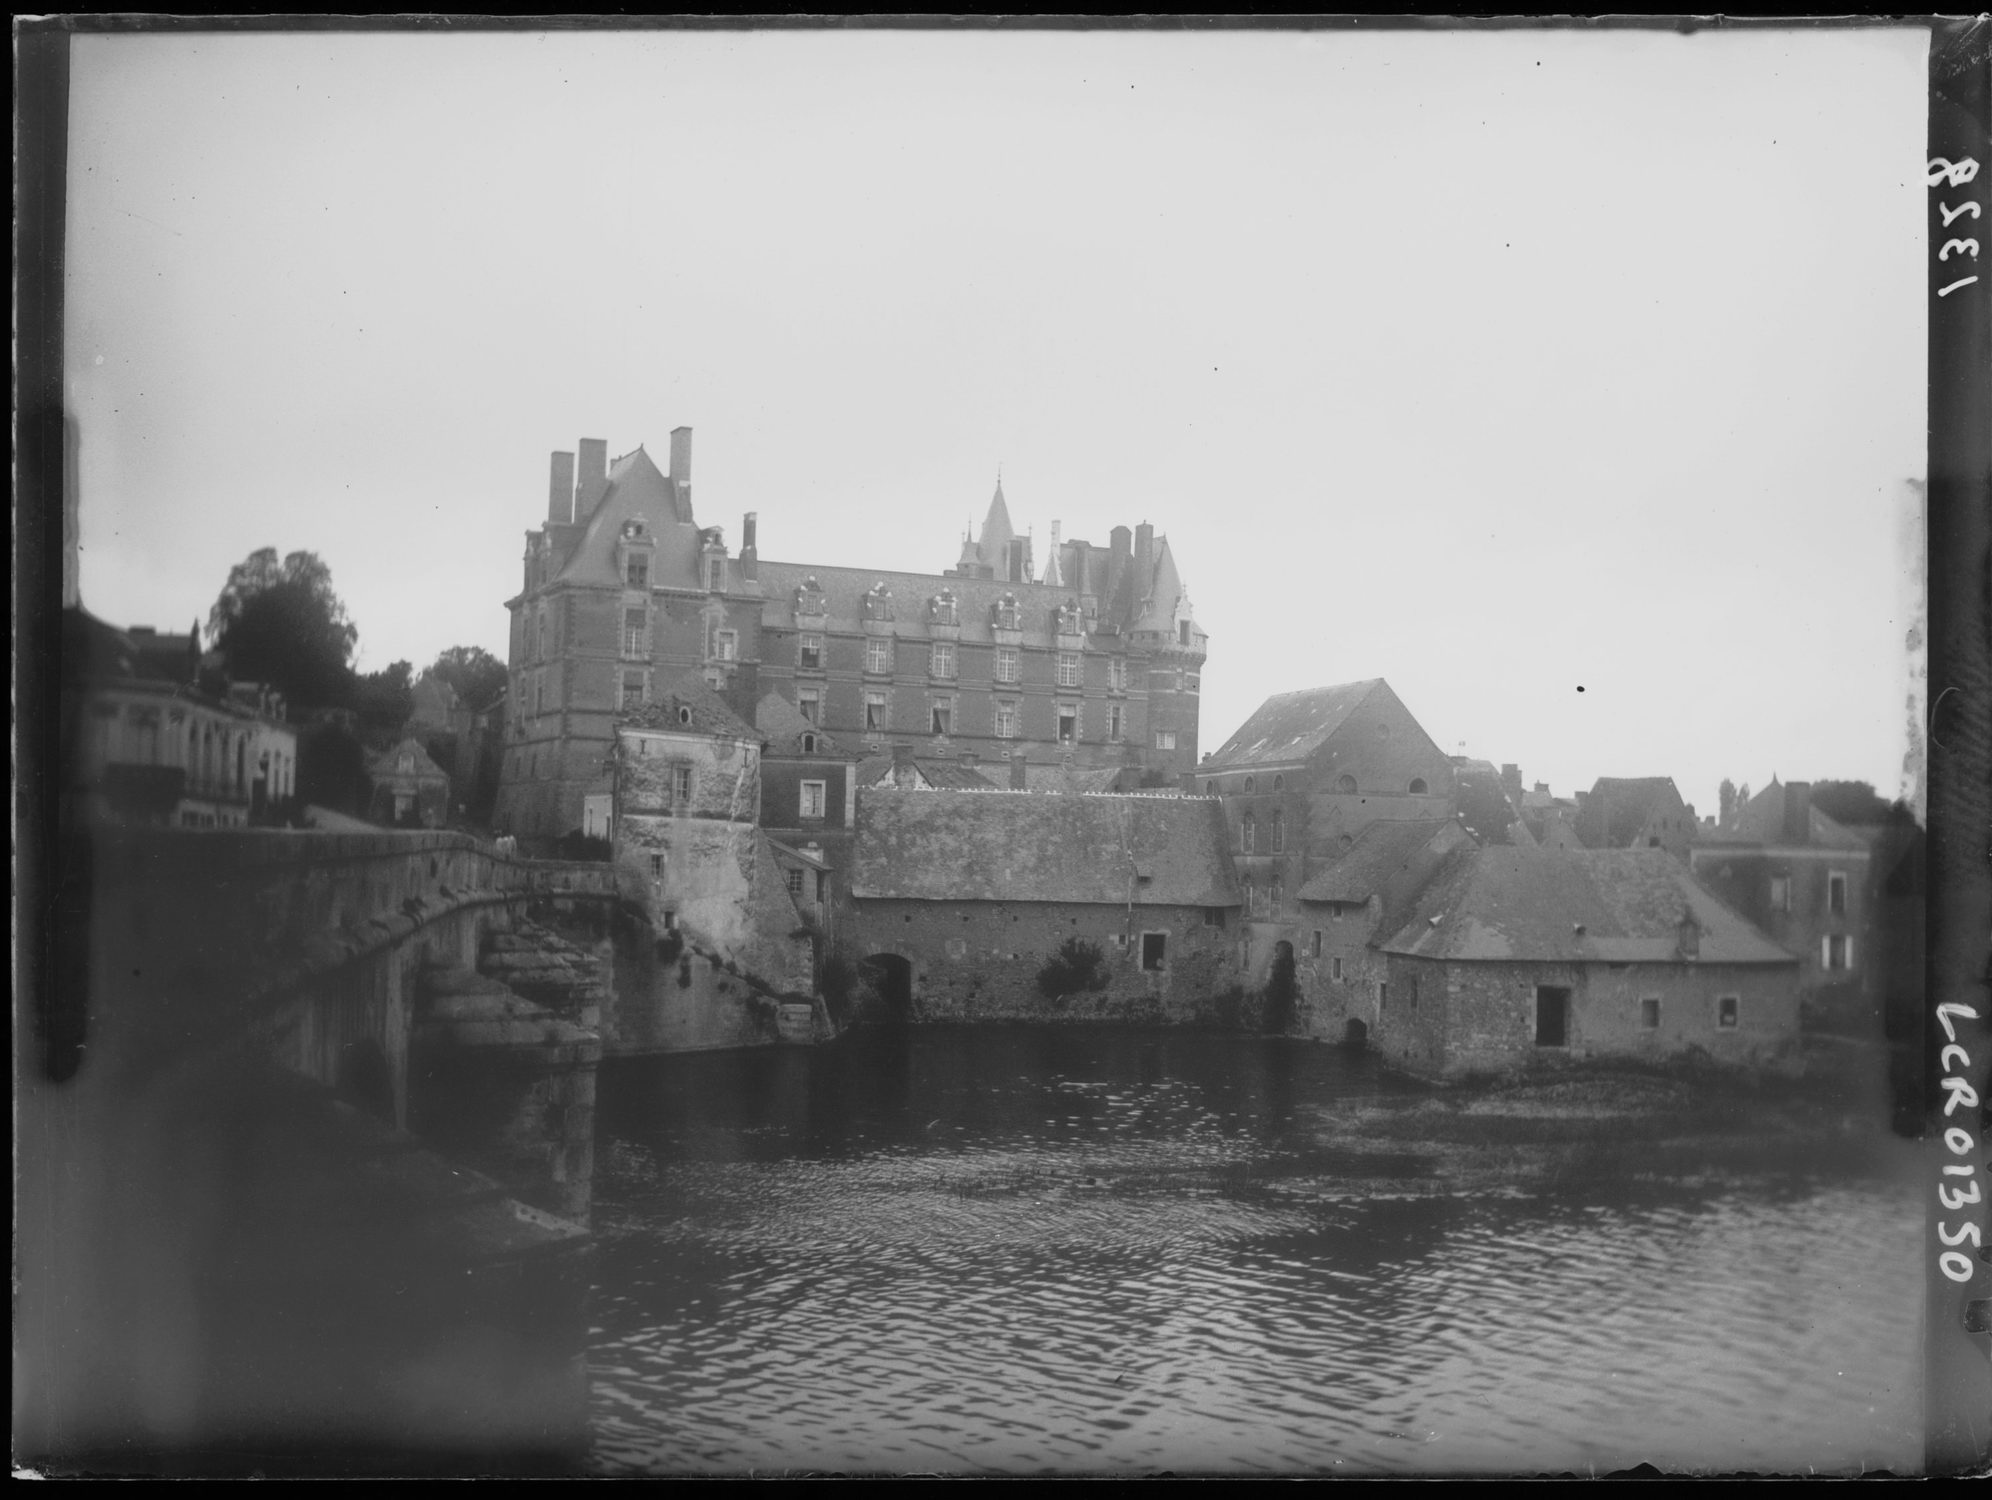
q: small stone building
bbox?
[1370,846,1802,1079]
[366,737,451,828]
[847,787,1240,1024]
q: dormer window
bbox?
[397,753,414,774]
[795,579,826,617]
[678,706,692,727]
[802,732,817,754]
[1409,778,1428,795]
[708,558,725,592]
[930,591,959,626]
[863,584,895,622]
[994,594,1020,630]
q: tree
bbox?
[353,661,414,747]
[1718,778,1738,827]
[1811,780,1905,827]
[1036,937,1110,999]
[429,645,509,713]
[208,548,358,711]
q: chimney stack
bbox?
[1010,753,1029,791]
[548,450,576,524]
[1109,525,1132,564]
[890,741,914,785]
[1501,763,1523,798]
[741,511,759,582]
[1134,521,1155,572]
[574,438,609,521]
[669,425,693,500]
[1783,781,1813,844]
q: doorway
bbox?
[863,952,914,1024]
[1534,985,1571,1047]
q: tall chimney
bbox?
[669,425,693,496]
[1501,763,1522,798]
[548,450,575,524]
[1109,525,1131,562]
[1783,781,1813,845]
[1134,521,1155,572]
[1010,753,1028,791]
[574,438,609,521]
[1072,540,1091,598]
[741,511,759,582]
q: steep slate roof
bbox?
[1452,757,1531,846]
[1698,779,1868,852]
[619,673,761,742]
[367,737,448,781]
[1022,761,1129,795]
[550,447,706,591]
[1378,847,1795,965]
[854,754,1000,790]
[1297,819,1465,905]
[1204,680,1385,769]
[1573,776,1685,849]
[755,692,852,758]
[852,788,1239,906]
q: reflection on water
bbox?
[588,1028,1922,1476]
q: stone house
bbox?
[605,677,817,1053]
[1370,846,1802,1079]
[846,787,1240,1024]
[62,607,298,831]
[1196,679,1460,979]
[1573,776,1697,861]
[756,691,862,884]
[1688,779,1873,1032]
[366,737,451,828]
[1290,817,1477,1041]
[499,429,1208,838]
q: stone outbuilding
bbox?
[1369,846,1802,1079]
[366,738,451,828]
[846,787,1240,1024]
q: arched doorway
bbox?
[862,953,914,1025]
[1263,940,1297,1034]
[1343,1017,1368,1053]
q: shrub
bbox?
[1036,937,1110,1000]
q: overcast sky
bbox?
[66,24,1929,817]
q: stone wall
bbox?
[845,897,1237,1025]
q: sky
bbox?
[65,24,1930,818]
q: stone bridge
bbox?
[18,829,629,1476]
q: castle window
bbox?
[627,555,649,590]
[1409,778,1428,795]
[1057,704,1077,744]
[534,679,544,716]
[622,609,647,658]
[1179,620,1192,645]
[798,634,823,670]
[1109,657,1127,693]
[1337,774,1358,794]
[1205,780,1216,796]
[995,596,1019,630]
[1271,810,1285,852]
[1057,652,1080,688]
[678,706,692,726]
[865,693,888,733]
[931,591,959,626]
[1310,930,1322,958]
[1204,908,1226,929]
[1828,871,1848,915]
[801,733,817,755]
[715,630,738,662]
[1769,874,1791,911]
[787,868,805,897]
[994,701,1017,739]
[708,558,725,592]
[1331,956,1343,981]
[621,674,645,709]
[1244,776,1255,793]
[1108,704,1125,742]
[1640,997,1661,1029]
[1240,815,1255,854]
[1272,775,1283,792]
[1155,731,1177,751]
[1141,932,1167,971]
[801,780,827,819]
[866,637,892,674]
[1717,995,1739,1029]
[816,872,829,902]
[650,853,665,877]
[798,689,820,724]
[931,642,957,680]
[1823,934,1853,971]
[672,764,693,805]
[1270,880,1282,913]
[931,700,955,737]
[995,647,1020,683]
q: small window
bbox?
[1717,995,1739,1029]
[1242,878,1254,916]
[708,558,725,592]
[931,641,957,680]
[1649,836,1661,848]
[798,634,823,671]
[816,871,829,901]
[1141,932,1167,971]
[1769,874,1791,912]
[800,780,827,819]
[1058,705,1077,744]
[650,853,665,877]
[621,674,645,709]
[801,732,817,754]
[798,689,820,725]
[1155,731,1177,751]
[865,693,888,732]
[1109,658,1127,692]
[995,647,1020,684]
[1203,908,1226,929]
[1057,652,1080,688]
[1108,704,1125,742]
[1244,776,1256,793]
[627,556,649,589]
[866,637,892,674]
[994,701,1017,739]
[787,868,805,896]
[397,753,414,774]
[1270,880,1282,912]
[932,701,954,737]
[1337,774,1357,794]
[715,630,738,662]
[1534,985,1570,1046]
[672,764,692,805]
[1271,810,1285,852]
[1378,981,1389,1013]
[1204,780,1216,796]
[1823,934,1852,971]
[678,706,692,726]
[1331,956,1343,981]
[1310,930,1322,958]
[1240,815,1256,854]
[662,909,677,931]
[1828,872,1848,916]
[1408,778,1428,795]
[1640,997,1660,1029]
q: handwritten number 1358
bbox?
[1931,157,1981,297]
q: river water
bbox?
[586,1027,1924,1477]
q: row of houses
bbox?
[603,671,1902,1080]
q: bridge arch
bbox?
[861,952,914,1024]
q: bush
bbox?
[1037,937,1110,1000]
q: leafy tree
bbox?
[208,548,352,650]
[1811,780,1906,827]
[1718,778,1738,826]
[1036,937,1110,999]
[297,721,367,814]
[216,576,359,710]
[429,645,510,713]
[353,661,414,747]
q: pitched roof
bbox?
[854,753,1000,790]
[1022,761,1129,795]
[1204,680,1385,769]
[1378,847,1795,965]
[1699,779,1869,852]
[851,788,1239,906]
[1452,758,1529,847]
[367,737,448,780]
[550,447,706,591]
[755,692,851,758]
[618,673,761,742]
[1297,819,1464,905]
[1573,776,1686,848]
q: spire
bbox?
[977,477,1015,568]
[1041,519,1064,587]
